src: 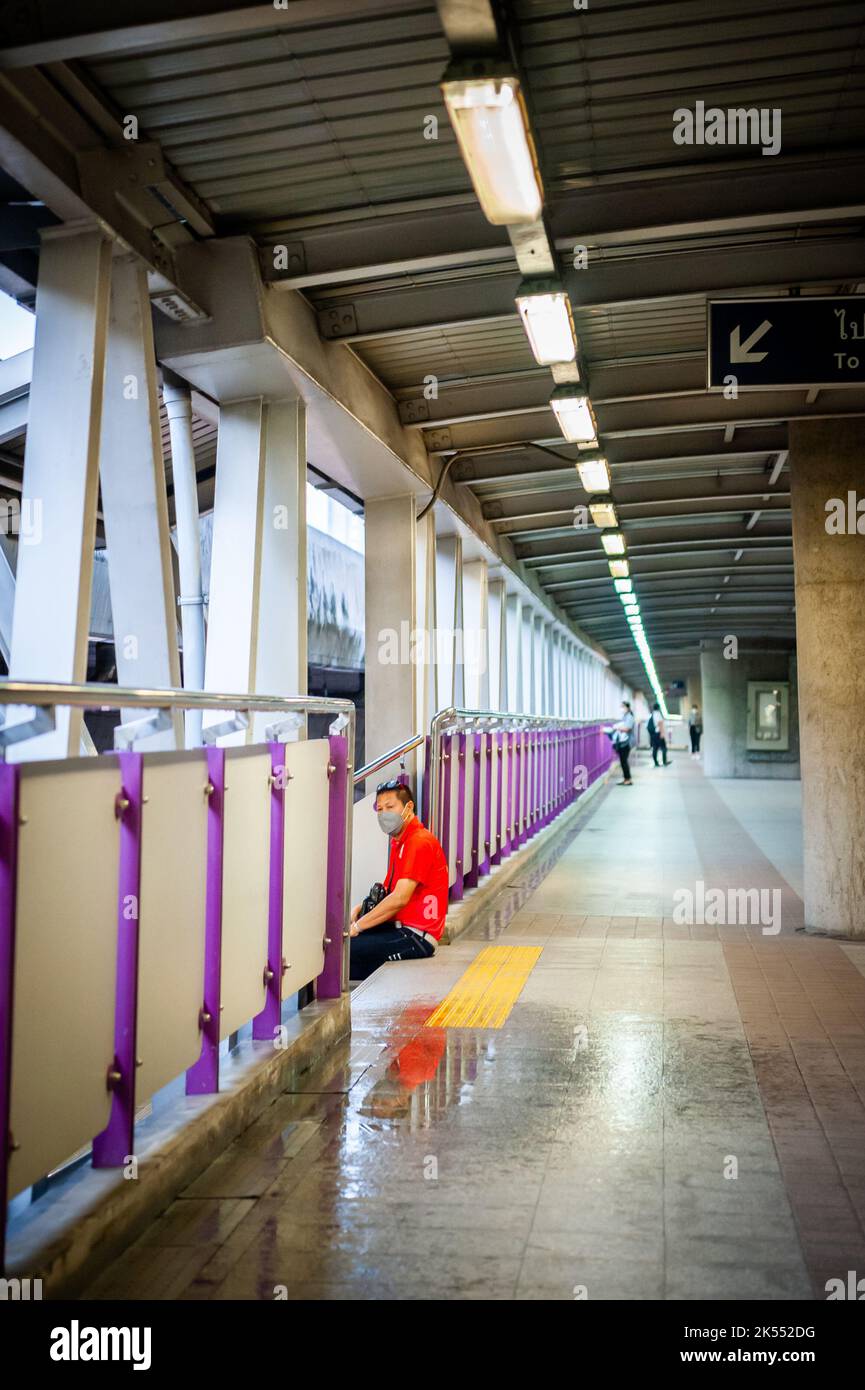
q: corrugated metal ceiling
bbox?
[84,5,470,221]
[516,0,865,186]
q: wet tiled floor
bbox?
[83,755,865,1300]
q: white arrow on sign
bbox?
[730,319,772,363]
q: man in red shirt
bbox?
[349,780,449,981]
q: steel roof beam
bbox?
[256,156,865,290]
[323,240,865,343]
[423,391,865,453]
[0,0,416,67]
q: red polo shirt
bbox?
[385,816,449,941]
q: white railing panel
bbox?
[350,788,386,910]
[282,738,330,994]
[136,754,208,1103]
[219,748,270,1040]
[9,762,119,1196]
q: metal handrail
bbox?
[353,732,424,788]
[0,679,354,721]
[427,704,609,843]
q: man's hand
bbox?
[349,921,360,937]
[350,903,362,924]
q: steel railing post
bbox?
[186,747,225,1094]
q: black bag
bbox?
[360,881,388,918]
[360,855,396,917]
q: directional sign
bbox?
[708,296,865,389]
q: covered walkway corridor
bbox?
[0,0,863,1340]
[81,758,865,1302]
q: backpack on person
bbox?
[647,713,656,737]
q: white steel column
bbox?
[415,507,438,737]
[487,577,506,709]
[253,400,307,740]
[462,557,489,709]
[505,593,522,712]
[204,398,307,743]
[520,606,534,715]
[366,495,418,769]
[533,614,545,714]
[435,534,464,708]
[163,370,206,747]
[99,254,182,749]
[9,225,112,759]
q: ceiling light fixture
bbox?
[601,531,626,556]
[550,387,598,446]
[576,456,611,493]
[608,559,630,579]
[589,499,618,529]
[515,278,577,365]
[441,63,543,225]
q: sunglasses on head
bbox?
[376,778,403,794]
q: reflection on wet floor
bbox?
[82,763,865,1301]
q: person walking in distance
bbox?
[648,701,670,767]
[612,700,635,785]
[688,704,703,759]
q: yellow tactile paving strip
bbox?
[423,945,543,1029]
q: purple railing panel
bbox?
[451,732,467,901]
[253,742,286,1041]
[480,734,492,877]
[186,747,226,1095]
[0,762,20,1271]
[319,732,349,999]
[92,751,144,1169]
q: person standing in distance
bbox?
[688,704,703,759]
[612,701,635,785]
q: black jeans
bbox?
[690,727,701,753]
[652,736,669,767]
[615,742,631,781]
[350,923,435,981]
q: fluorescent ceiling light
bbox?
[576,456,610,493]
[608,559,630,579]
[515,278,577,365]
[601,531,626,556]
[441,65,543,225]
[589,499,617,529]
[550,387,598,446]
[613,577,633,594]
[623,601,639,614]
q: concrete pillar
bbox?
[366,495,419,768]
[9,225,112,759]
[699,649,737,777]
[790,418,865,937]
